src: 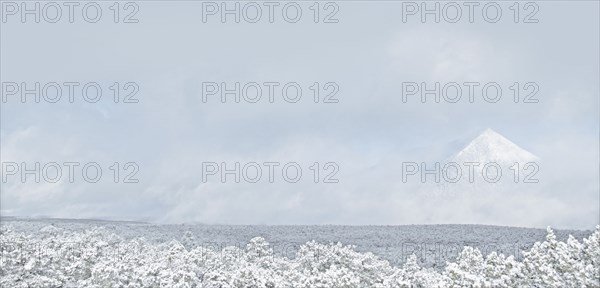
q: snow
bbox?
[1,218,598,287]
[434,129,542,196]
[451,128,538,165]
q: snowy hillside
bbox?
[433,129,542,198]
[451,128,538,165]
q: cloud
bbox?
[1,2,598,229]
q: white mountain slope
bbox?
[450,128,539,165]
[432,129,540,197]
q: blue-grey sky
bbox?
[1,1,598,229]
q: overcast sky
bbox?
[1,1,598,229]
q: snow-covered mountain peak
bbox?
[452,129,538,164]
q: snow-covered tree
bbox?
[1,224,598,287]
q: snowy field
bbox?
[1,217,598,287]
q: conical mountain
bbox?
[451,128,538,165]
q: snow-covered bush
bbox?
[1,225,598,287]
